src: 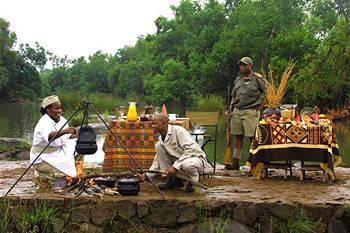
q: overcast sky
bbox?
[0,0,181,59]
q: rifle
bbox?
[224,85,233,165]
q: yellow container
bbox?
[281,109,295,120]
[127,102,138,121]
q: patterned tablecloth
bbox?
[102,120,156,172]
[247,122,341,179]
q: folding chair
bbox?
[186,111,219,173]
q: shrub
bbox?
[193,95,226,112]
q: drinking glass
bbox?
[154,107,160,115]
[118,106,125,119]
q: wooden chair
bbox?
[263,161,293,180]
[186,111,219,173]
[300,161,328,182]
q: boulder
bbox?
[328,218,349,233]
[179,219,255,233]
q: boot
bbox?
[185,182,194,193]
[158,176,184,190]
[32,177,50,192]
[225,157,240,170]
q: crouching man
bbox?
[147,113,212,192]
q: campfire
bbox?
[63,171,137,197]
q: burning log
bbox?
[63,171,138,197]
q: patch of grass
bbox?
[195,201,230,233]
[279,210,315,233]
[16,201,56,233]
[0,198,13,233]
[0,142,31,153]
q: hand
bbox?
[225,110,232,120]
[136,174,145,182]
[166,167,177,176]
[65,127,77,135]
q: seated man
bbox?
[148,113,211,192]
[30,95,78,189]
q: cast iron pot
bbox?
[94,177,116,188]
[117,177,140,196]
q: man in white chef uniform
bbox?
[30,95,78,188]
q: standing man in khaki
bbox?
[225,57,267,170]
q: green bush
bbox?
[57,91,84,112]
[193,95,226,112]
[89,93,119,112]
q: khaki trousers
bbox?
[149,142,207,182]
[33,162,66,180]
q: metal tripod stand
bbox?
[5,100,165,199]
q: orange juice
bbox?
[127,102,138,121]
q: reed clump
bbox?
[264,61,296,108]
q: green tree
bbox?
[0,18,16,94]
[145,59,195,106]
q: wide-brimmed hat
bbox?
[237,56,253,65]
[41,95,60,109]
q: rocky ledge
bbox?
[0,137,30,160]
[1,195,350,233]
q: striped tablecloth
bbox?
[102,120,156,172]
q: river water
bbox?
[1,102,350,166]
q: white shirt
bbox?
[159,124,207,170]
[30,114,77,177]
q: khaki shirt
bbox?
[231,72,267,109]
[158,124,207,170]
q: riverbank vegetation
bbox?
[0,0,349,111]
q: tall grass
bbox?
[58,92,122,113]
[279,210,316,233]
[0,198,12,233]
[195,201,230,233]
[16,201,56,233]
[264,61,296,108]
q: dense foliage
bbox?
[0,0,349,108]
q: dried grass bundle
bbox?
[264,61,296,108]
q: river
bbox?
[0,102,350,166]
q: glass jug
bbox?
[127,102,138,122]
